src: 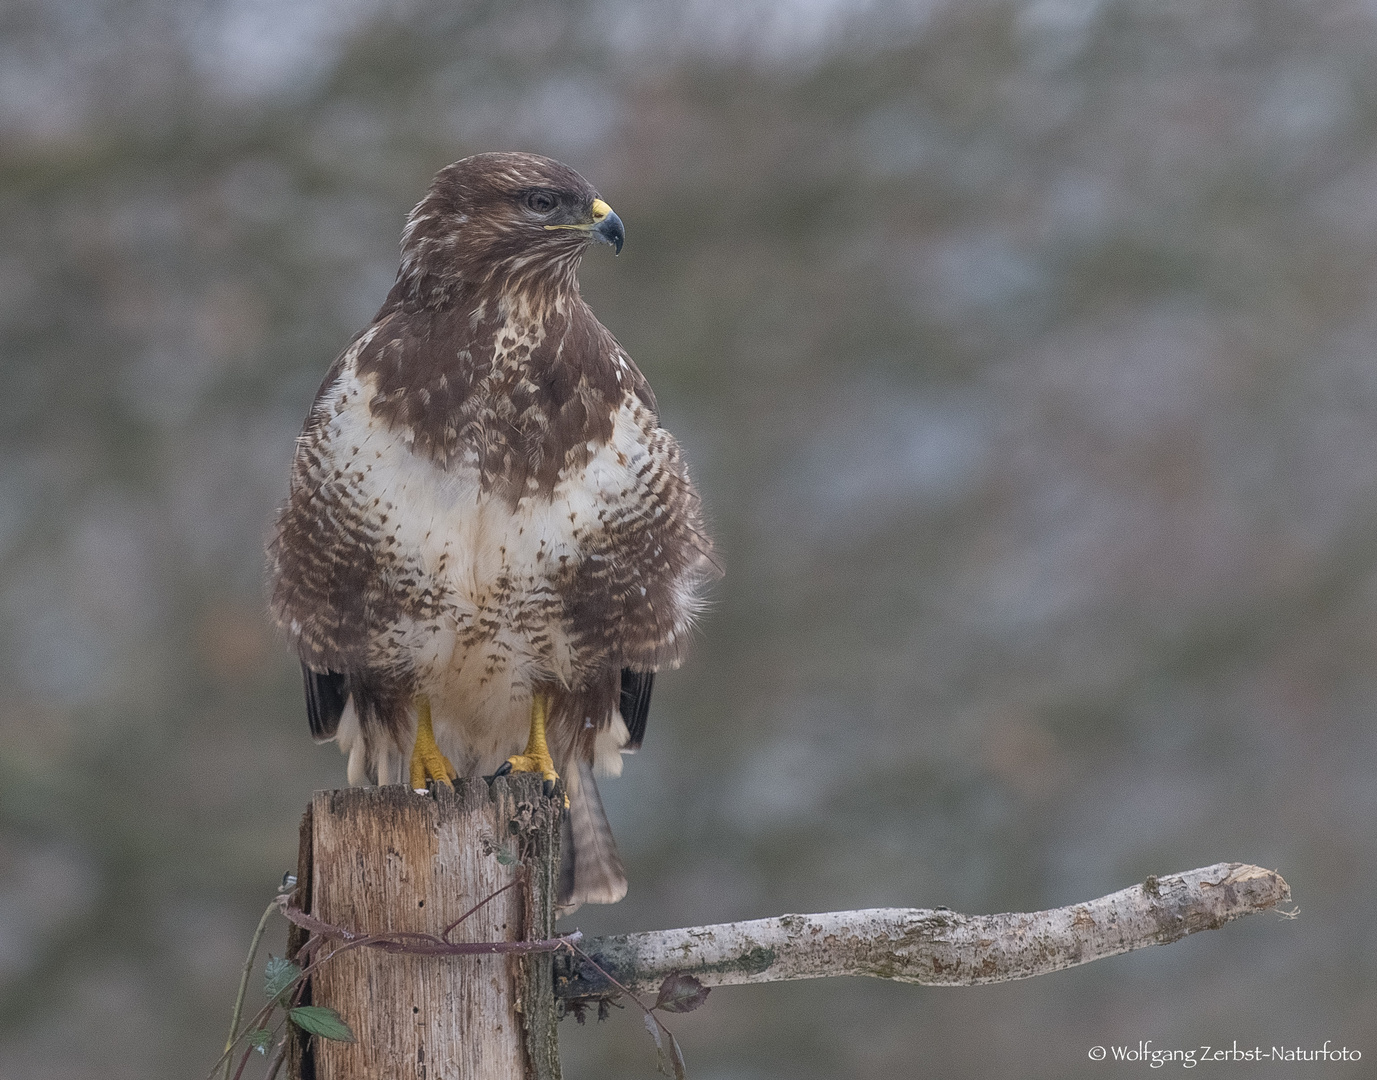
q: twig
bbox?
[558,862,1291,997]
[220,899,280,1080]
[564,941,689,1080]
[262,1035,288,1080]
[443,877,524,943]
[280,904,580,955]
[230,1039,258,1080]
[207,881,581,1077]
[564,942,656,1026]
[205,994,284,1080]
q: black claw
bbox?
[494,761,513,777]
[543,778,555,798]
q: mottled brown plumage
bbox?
[269,153,717,910]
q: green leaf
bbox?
[245,1028,274,1054]
[495,844,518,865]
[289,1005,356,1043]
[264,956,302,1003]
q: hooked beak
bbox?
[545,197,625,254]
[589,198,624,255]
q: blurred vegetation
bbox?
[2,0,1376,1076]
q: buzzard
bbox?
[269,153,716,911]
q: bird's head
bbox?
[397,152,624,305]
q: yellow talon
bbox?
[410,696,458,792]
[503,693,561,789]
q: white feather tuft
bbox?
[594,713,630,778]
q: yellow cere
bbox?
[545,198,615,232]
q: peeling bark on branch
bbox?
[555,863,1290,998]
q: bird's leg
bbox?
[496,692,561,796]
[409,695,458,793]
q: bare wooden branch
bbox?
[555,863,1290,998]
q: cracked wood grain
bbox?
[291,777,561,1080]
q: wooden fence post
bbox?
[286,776,563,1080]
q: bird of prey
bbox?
[269,152,716,911]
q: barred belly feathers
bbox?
[268,153,717,912]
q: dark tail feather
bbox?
[558,760,627,916]
[302,663,349,741]
[619,669,654,750]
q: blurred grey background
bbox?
[1,0,1375,1076]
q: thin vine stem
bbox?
[211,875,577,1079]
[220,899,281,1080]
[262,1034,289,1080]
[564,940,685,1066]
[442,875,523,942]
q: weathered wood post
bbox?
[286,775,563,1080]
[266,770,1290,1080]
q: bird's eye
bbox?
[525,190,558,214]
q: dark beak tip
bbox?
[595,210,625,255]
